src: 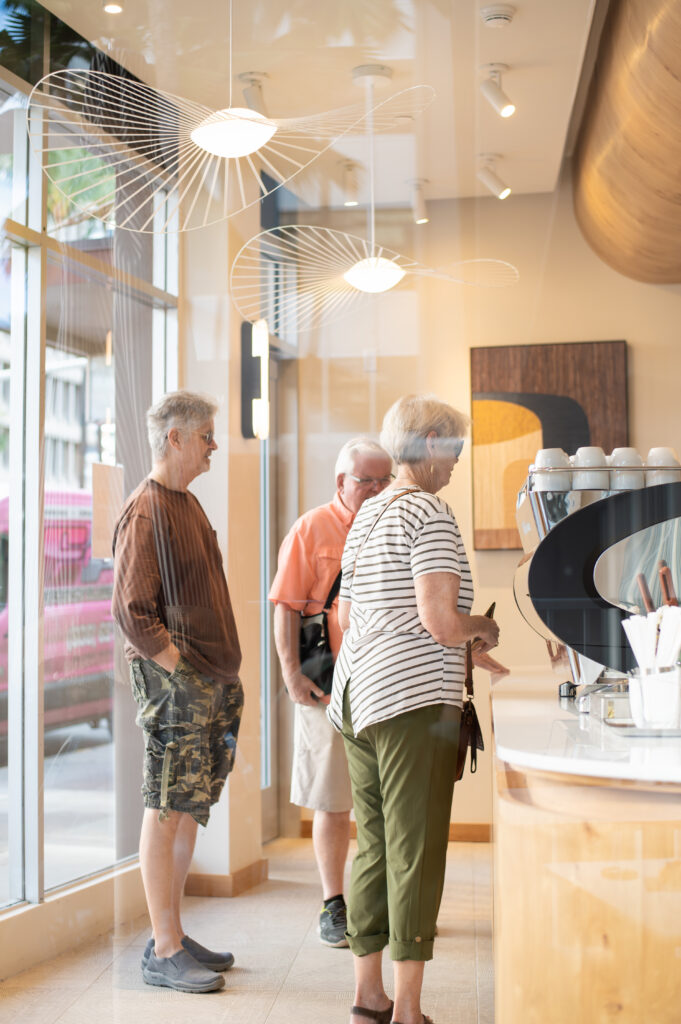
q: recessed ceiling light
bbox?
[102,2,123,13]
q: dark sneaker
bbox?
[182,935,235,972]
[142,948,225,992]
[141,936,235,972]
[318,898,349,948]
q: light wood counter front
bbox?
[492,673,681,1024]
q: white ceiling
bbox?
[39,0,600,211]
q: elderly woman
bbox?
[327,394,501,1024]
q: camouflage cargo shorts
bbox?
[130,654,244,826]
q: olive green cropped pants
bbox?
[341,687,461,961]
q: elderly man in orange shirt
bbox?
[269,438,393,947]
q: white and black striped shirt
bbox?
[327,488,473,735]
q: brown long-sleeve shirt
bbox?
[111,478,241,683]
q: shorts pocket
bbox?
[130,660,149,705]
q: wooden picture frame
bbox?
[470,340,628,550]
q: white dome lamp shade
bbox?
[190,107,277,159]
[343,256,407,293]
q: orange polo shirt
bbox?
[268,492,354,658]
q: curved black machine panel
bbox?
[528,482,681,673]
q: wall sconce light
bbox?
[238,72,269,118]
[341,160,359,207]
[240,320,269,439]
[480,63,515,118]
[477,154,511,199]
[251,319,269,440]
[411,179,429,224]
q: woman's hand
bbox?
[469,615,500,653]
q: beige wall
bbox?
[182,203,265,875]
[295,162,681,825]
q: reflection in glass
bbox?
[42,259,116,891]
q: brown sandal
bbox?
[392,1017,433,1024]
[351,1004,394,1024]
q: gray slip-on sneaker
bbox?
[141,948,225,993]
[141,936,235,972]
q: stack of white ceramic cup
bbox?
[532,448,571,491]
[609,447,644,490]
[571,446,609,490]
[646,447,681,487]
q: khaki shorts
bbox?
[290,703,353,812]
[130,655,244,826]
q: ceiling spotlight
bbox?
[238,72,269,118]
[477,155,511,200]
[480,63,515,118]
[411,179,429,225]
[102,1,123,11]
[341,161,359,207]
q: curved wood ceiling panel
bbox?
[574,0,681,283]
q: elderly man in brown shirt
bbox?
[112,390,242,994]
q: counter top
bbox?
[491,669,681,784]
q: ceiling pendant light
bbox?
[190,107,276,158]
[230,224,518,334]
[480,63,515,118]
[342,65,404,295]
[343,256,406,293]
[26,11,434,234]
[230,69,518,332]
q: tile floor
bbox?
[0,839,493,1024]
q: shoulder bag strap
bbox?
[351,488,419,579]
[322,571,342,612]
[465,640,474,699]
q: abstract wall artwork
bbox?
[470,340,628,549]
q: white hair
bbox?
[334,437,391,478]
[380,394,470,464]
[146,390,218,461]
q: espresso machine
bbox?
[514,466,681,713]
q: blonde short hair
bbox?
[380,394,470,465]
[147,390,218,460]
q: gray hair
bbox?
[380,394,470,464]
[334,437,391,478]
[147,390,218,461]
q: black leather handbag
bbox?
[298,571,342,696]
[455,641,485,781]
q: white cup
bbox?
[646,446,681,487]
[610,447,644,490]
[572,446,609,490]
[628,666,681,730]
[532,448,571,492]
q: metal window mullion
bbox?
[7,241,27,903]
[23,243,46,903]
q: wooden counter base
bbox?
[494,760,681,1024]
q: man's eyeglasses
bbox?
[347,473,395,486]
[452,438,464,458]
[195,430,215,444]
